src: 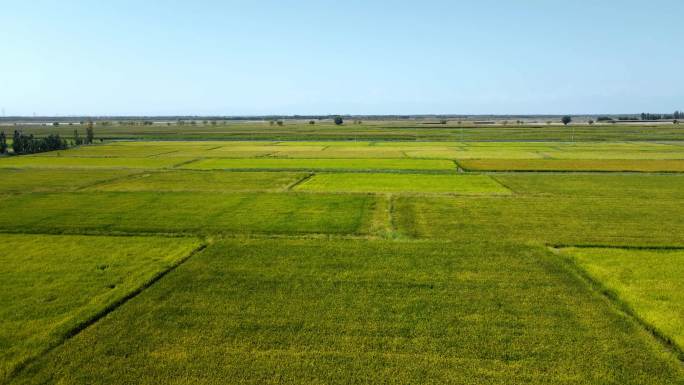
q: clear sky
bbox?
[1,0,682,116]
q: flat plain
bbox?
[1,124,683,384]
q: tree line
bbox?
[0,123,95,155]
[641,112,682,120]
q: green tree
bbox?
[85,121,94,144]
[562,116,572,125]
[0,131,7,154]
[334,116,344,125]
[73,129,82,145]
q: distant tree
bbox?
[85,121,94,144]
[190,121,197,125]
[0,131,7,154]
[440,119,447,124]
[334,116,344,125]
[269,120,275,126]
[675,119,680,125]
[561,116,572,125]
[588,120,595,125]
[309,120,316,125]
[177,119,185,126]
[210,120,217,126]
[546,121,552,125]
[73,129,82,145]
[52,122,60,126]
[276,120,284,126]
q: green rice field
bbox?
[559,247,684,356]
[295,173,510,194]
[1,133,683,384]
[0,234,201,381]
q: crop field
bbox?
[1,136,683,384]
[295,173,511,194]
[13,122,684,141]
[88,171,308,192]
[558,247,684,356]
[0,234,201,381]
[0,169,137,193]
[181,158,457,171]
[0,156,189,170]
[458,159,684,172]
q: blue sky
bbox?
[1,0,682,116]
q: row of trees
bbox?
[0,124,94,155]
[11,131,68,155]
[73,123,95,145]
[641,112,682,120]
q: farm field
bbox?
[558,247,684,356]
[295,173,511,194]
[0,234,202,382]
[0,169,137,193]
[181,158,456,171]
[12,122,684,141]
[88,171,308,192]
[0,156,188,170]
[1,138,683,384]
[9,239,682,384]
[458,159,684,172]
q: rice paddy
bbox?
[0,234,201,381]
[1,135,683,384]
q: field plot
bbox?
[494,174,684,198]
[275,148,408,158]
[89,171,308,193]
[296,173,510,194]
[394,196,684,246]
[0,156,188,170]
[0,192,376,235]
[34,144,214,158]
[458,159,684,172]
[559,247,684,356]
[181,158,456,172]
[10,239,682,384]
[0,234,201,381]
[0,169,137,193]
